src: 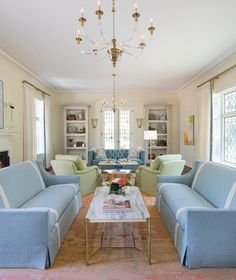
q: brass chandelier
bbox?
[75,0,156,67]
[102,74,127,113]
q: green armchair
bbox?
[136,154,186,195]
[51,155,102,196]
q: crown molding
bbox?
[55,89,177,95]
[176,48,236,93]
[0,48,57,93]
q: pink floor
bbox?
[1,194,236,280]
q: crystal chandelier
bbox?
[102,74,127,113]
[75,0,155,68]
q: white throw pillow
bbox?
[96,147,107,158]
[129,147,139,157]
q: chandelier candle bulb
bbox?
[79,8,86,26]
[132,3,140,22]
[150,18,153,27]
[139,35,146,49]
[96,1,104,20]
[98,1,101,10]
[148,19,155,35]
[80,8,84,18]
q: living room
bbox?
[0,0,236,279]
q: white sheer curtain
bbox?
[44,94,53,168]
[196,82,212,160]
[23,83,43,160]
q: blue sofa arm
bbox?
[185,208,236,268]
[156,160,202,187]
[139,149,146,165]
[88,150,95,166]
[35,160,80,187]
[0,208,49,269]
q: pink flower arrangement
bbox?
[114,178,125,186]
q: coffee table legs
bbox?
[85,218,89,265]
[85,219,151,265]
[147,218,151,265]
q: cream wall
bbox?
[178,52,236,167]
[0,51,56,164]
[53,92,180,156]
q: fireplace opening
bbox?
[0,151,10,168]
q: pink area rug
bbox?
[1,193,236,280]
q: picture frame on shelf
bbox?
[67,114,76,120]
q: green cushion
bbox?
[158,154,182,162]
[151,154,182,170]
[150,159,160,170]
[55,154,86,171]
[74,158,86,170]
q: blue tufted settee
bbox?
[156,160,236,268]
[88,149,146,168]
[0,160,82,269]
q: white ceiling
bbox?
[0,0,236,92]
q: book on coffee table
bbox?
[103,195,131,212]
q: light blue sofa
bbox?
[156,160,236,268]
[88,149,146,168]
[0,160,82,269]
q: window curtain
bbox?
[196,82,212,160]
[44,94,53,168]
[23,83,43,160]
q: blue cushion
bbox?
[192,162,236,208]
[159,183,214,230]
[0,161,45,208]
[21,184,79,230]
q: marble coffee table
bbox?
[98,160,139,171]
[85,186,151,265]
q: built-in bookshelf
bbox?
[64,106,88,161]
[145,106,170,162]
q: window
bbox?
[104,109,115,149]
[119,109,130,149]
[102,108,131,149]
[34,98,45,156]
[212,89,236,166]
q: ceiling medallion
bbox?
[75,0,155,67]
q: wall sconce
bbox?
[91,118,98,128]
[136,118,143,128]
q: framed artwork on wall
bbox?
[0,81,3,129]
[184,115,194,145]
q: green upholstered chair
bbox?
[51,155,102,196]
[136,154,186,196]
